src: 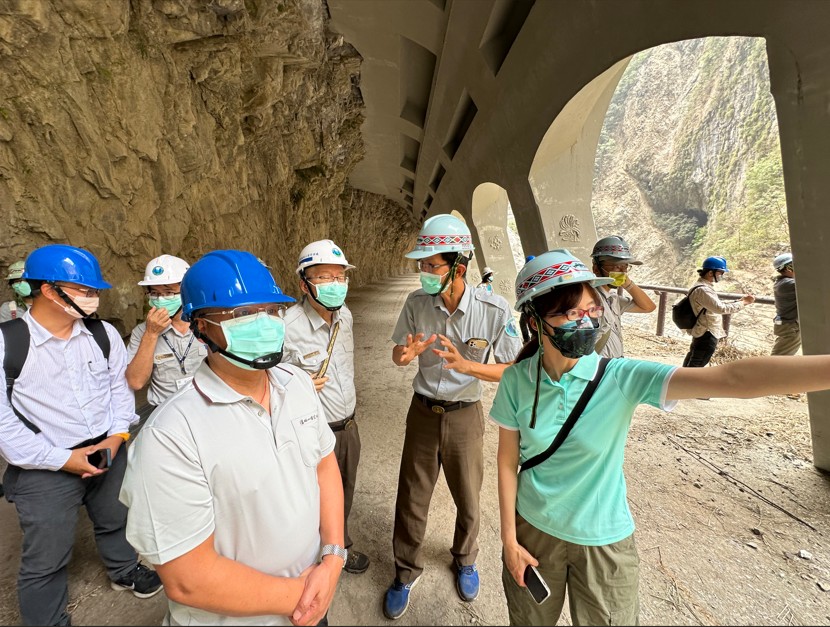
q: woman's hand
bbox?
[503,540,539,587]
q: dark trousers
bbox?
[3,446,138,626]
[683,331,719,367]
[392,395,484,583]
[333,418,361,549]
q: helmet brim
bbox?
[405,250,438,260]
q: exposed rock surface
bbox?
[0,0,418,333]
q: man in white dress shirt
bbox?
[0,244,161,627]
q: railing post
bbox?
[723,314,731,335]
[656,291,667,337]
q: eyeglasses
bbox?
[306,275,349,285]
[601,262,630,272]
[53,283,100,298]
[201,304,287,319]
[545,305,605,322]
[417,261,449,272]
[147,290,181,298]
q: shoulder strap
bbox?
[0,318,41,433]
[688,284,707,318]
[315,320,340,379]
[519,357,611,474]
[83,318,111,362]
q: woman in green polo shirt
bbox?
[491,249,830,626]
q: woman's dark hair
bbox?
[515,282,598,363]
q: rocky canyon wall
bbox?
[0,0,418,333]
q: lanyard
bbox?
[316,321,340,379]
[161,332,195,375]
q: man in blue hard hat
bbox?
[682,255,755,368]
[0,244,161,626]
[120,249,345,626]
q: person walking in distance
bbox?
[682,255,755,368]
[0,260,34,323]
[284,239,370,575]
[771,252,800,356]
[383,214,522,620]
[0,244,161,627]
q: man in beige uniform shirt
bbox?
[283,239,370,575]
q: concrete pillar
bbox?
[470,183,518,305]
[504,177,547,259]
[528,59,629,265]
[767,40,830,470]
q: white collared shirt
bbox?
[0,312,137,470]
[127,322,208,406]
[120,360,335,626]
[283,298,356,422]
[391,284,522,402]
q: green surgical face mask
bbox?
[12,281,31,298]
[314,283,348,309]
[419,271,449,295]
[215,312,285,371]
[149,295,182,317]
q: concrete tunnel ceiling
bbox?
[327,0,830,250]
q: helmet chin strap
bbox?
[191,322,282,370]
[50,284,93,319]
[300,271,342,312]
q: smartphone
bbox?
[524,564,551,605]
[87,448,112,470]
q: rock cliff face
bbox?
[0,0,418,332]
[592,37,788,293]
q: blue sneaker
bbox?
[456,563,479,602]
[383,577,419,620]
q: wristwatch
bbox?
[321,544,348,562]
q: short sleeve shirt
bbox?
[127,322,208,406]
[596,288,637,358]
[120,361,335,626]
[490,351,677,546]
[282,299,355,422]
[391,285,522,402]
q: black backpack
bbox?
[672,285,706,330]
[1,317,110,434]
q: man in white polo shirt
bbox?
[284,239,369,575]
[120,250,346,626]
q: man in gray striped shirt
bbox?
[0,244,161,626]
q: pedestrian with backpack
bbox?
[682,256,754,368]
[0,244,162,626]
[491,249,830,626]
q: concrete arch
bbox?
[469,183,518,305]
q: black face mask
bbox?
[540,317,603,359]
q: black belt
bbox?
[414,392,476,414]
[329,413,356,432]
[70,432,108,450]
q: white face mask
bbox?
[52,294,100,319]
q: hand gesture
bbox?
[400,332,437,365]
[146,306,171,336]
[503,541,539,588]
[741,294,756,306]
[432,334,470,374]
[311,375,329,392]
[291,560,341,626]
[61,446,106,479]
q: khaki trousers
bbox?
[502,514,640,626]
[772,321,801,356]
[333,419,361,549]
[392,395,484,583]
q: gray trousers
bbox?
[333,418,361,549]
[392,396,484,583]
[3,445,138,626]
[772,321,801,356]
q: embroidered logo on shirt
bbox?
[299,414,317,426]
[505,319,520,338]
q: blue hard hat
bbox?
[181,250,295,321]
[22,244,112,289]
[701,256,729,272]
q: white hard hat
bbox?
[296,240,355,274]
[482,266,494,275]
[515,249,614,311]
[138,254,191,286]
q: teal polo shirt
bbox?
[490,350,677,546]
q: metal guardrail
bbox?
[637,284,775,337]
